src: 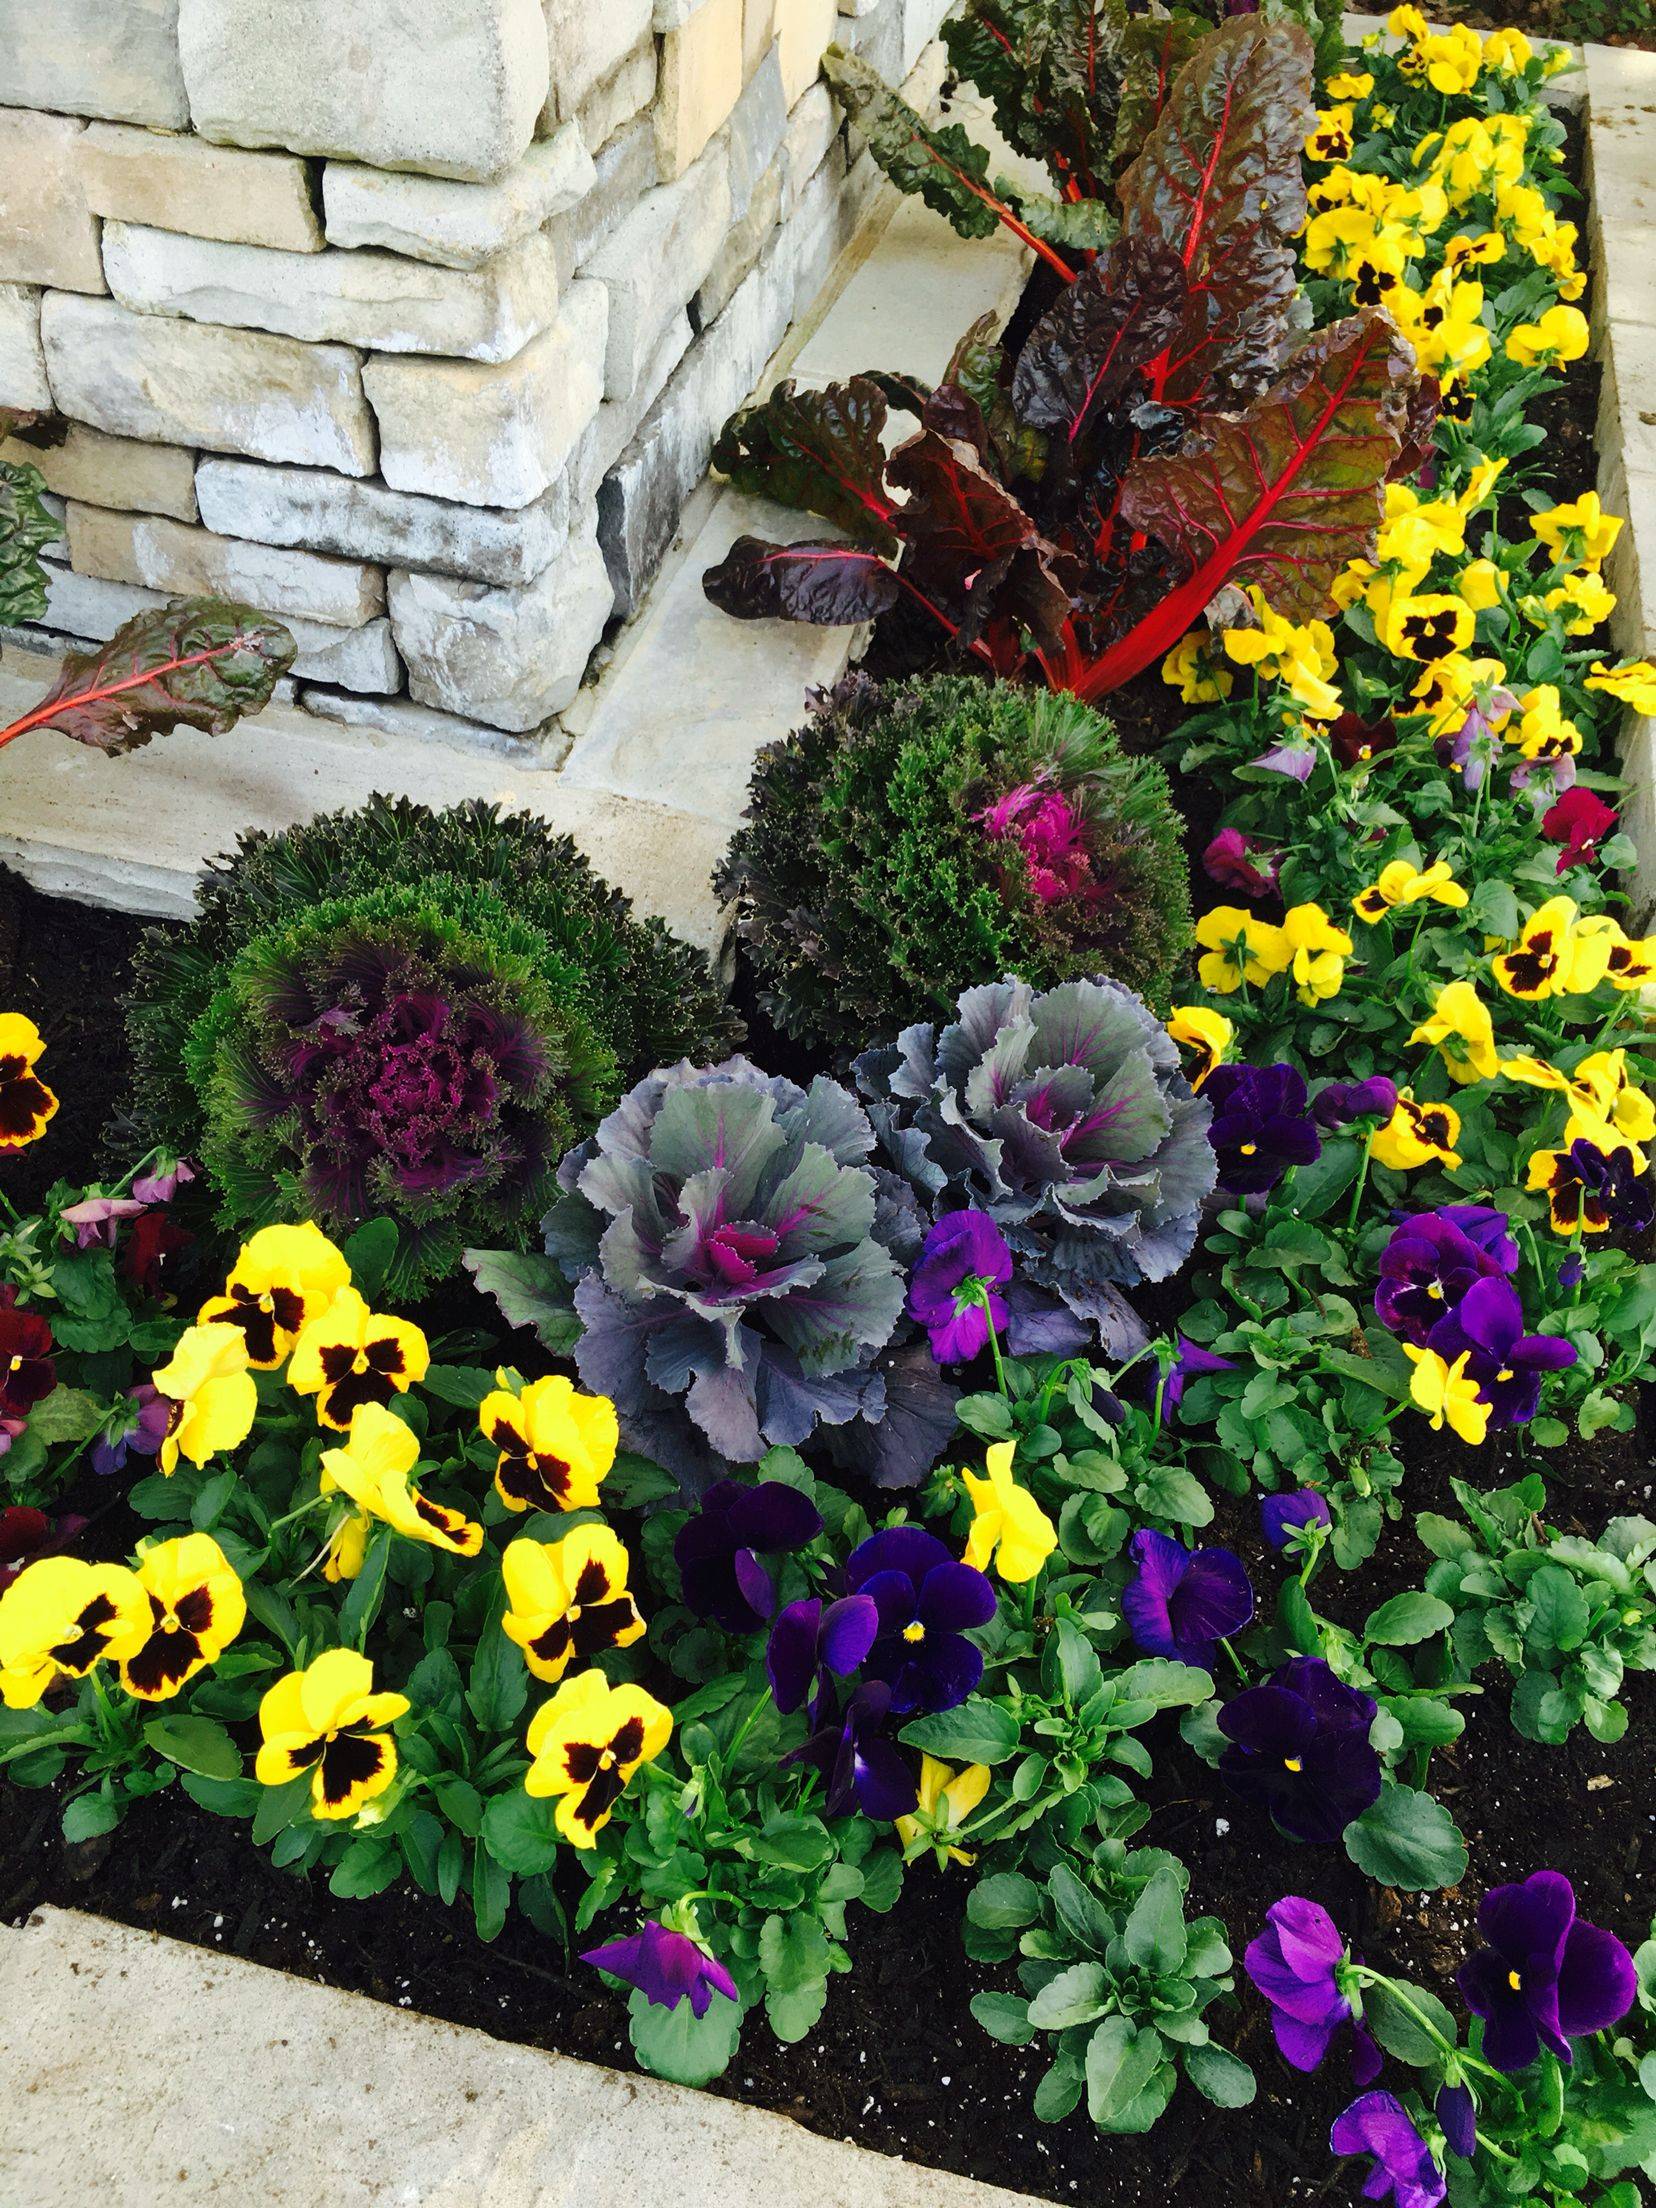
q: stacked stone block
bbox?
[0,0,955,745]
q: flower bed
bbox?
[4,9,1656,2207]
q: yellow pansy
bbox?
[1458,558,1503,612]
[256,1648,410,1822]
[118,1533,246,1702]
[1371,1091,1463,1171]
[1576,915,1656,992]
[1166,1005,1233,1090]
[896,1755,992,1868]
[1418,24,1482,94]
[1443,230,1505,272]
[0,1013,58,1153]
[1222,593,1341,721]
[1324,68,1374,101]
[1532,494,1622,571]
[1484,27,1532,70]
[0,1557,149,1710]
[151,1322,258,1475]
[962,1441,1057,1585]
[1195,906,1288,994]
[1405,1346,1490,1446]
[1500,1049,1656,1145]
[318,1401,483,1566]
[1409,982,1499,1085]
[1306,105,1356,163]
[477,1372,619,1514]
[1382,593,1477,666]
[1279,902,1351,1007]
[198,1221,352,1371]
[1510,685,1583,763]
[502,1526,645,1684]
[1492,896,1612,1000]
[1506,306,1589,367]
[287,1288,430,1432]
[1160,631,1233,704]
[1586,660,1656,716]
[524,1669,673,1848]
[1354,859,1468,925]
[1543,573,1617,636]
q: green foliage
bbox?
[0,451,57,627]
[716,672,1190,1051]
[124,796,739,1290]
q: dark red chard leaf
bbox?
[1077,311,1416,696]
[1011,238,1188,447]
[886,428,1044,594]
[1390,374,1442,483]
[702,536,902,627]
[1108,10,1211,173]
[937,313,1049,484]
[710,376,902,551]
[944,0,1127,191]
[957,541,1076,661]
[1117,16,1314,411]
[0,599,296,755]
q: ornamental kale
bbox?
[855,975,1216,1353]
[539,1057,958,1492]
[126,797,737,1294]
[715,673,1190,1055]
[705,19,1421,704]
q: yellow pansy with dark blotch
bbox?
[0,1556,150,1709]
[317,1401,482,1565]
[255,1647,409,1821]
[1383,593,1475,665]
[1371,1092,1462,1172]
[118,1533,246,1702]
[288,1286,429,1431]
[503,1527,644,1685]
[478,1372,618,1515]
[0,1014,58,1152]
[524,1668,672,1847]
[199,1221,351,1369]
[1492,897,1611,1001]
[1526,1140,1648,1236]
[1165,1006,1233,1091]
[151,1322,259,1475]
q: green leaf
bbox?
[1364,1978,1459,2068]
[1123,1864,1187,1976]
[471,1844,511,1942]
[329,1840,401,1900]
[968,1870,1043,1930]
[142,1714,243,1781]
[421,1363,495,1410]
[341,1217,399,1301]
[758,1911,830,1996]
[766,1974,830,2044]
[0,453,57,625]
[1182,2041,1256,2108]
[1344,1784,1468,1893]
[971,1991,1035,2047]
[25,1385,106,1445]
[1027,1961,1112,2030]
[1363,1592,1455,1648]
[62,1792,121,1843]
[1526,1563,1590,1653]
[460,1248,579,1353]
[901,1697,1020,1765]
[252,1772,313,1844]
[14,599,295,755]
[1085,2017,1167,2132]
[628,1984,742,2086]
[479,1791,562,1878]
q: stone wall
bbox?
[0,0,953,746]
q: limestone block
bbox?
[838,0,904,82]
[0,113,106,294]
[178,0,549,184]
[657,0,746,180]
[323,127,592,270]
[745,0,781,81]
[782,83,838,212]
[39,564,401,692]
[571,310,696,512]
[901,0,952,74]
[67,507,385,629]
[0,427,198,521]
[780,0,839,106]
[299,684,560,758]
[41,296,377,475]
[695,160,782,328]
[578,40,659,158]
[584,140,732,397]
[542,0,653,125]
[364,280,606,508]
[102,224,559,365]
[725,41,788,219]
[0,285,51,411]
[0,0,189,129]
[78,124,324,253]
[196,459,570,587]
[389,522,614,730]
[555,116,656,271]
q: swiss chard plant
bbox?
[705,17,1423,704]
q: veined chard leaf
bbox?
[1117,15,1314,410]
[1012,239,1187,447]
[702,537,902,627]
[1107,10,1211,174]
[944,0,1128,189]
[0,598,296,755]
[886,427,1047,591]
[0,456,59,627]
[1077,310,1416,696]
[710,376,903,551]
[935,312,1049,484]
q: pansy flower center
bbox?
[902,1620,926,1644]
[1283,1755,1303,1773]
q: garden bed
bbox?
[5,12,1656,2208]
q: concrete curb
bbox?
[0,1906,1038,2208]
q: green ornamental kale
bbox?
[124,796,740,1294]
[716,672,1190,1055]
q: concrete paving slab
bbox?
[0,1907,1036,2208]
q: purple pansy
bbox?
[1374,1210,1517,1345]
[765,1593,879,1717]
[581,1920,739,2018]
[1244,1897,1380,2082]
[131,1157,195,1205]
[1424,1277,1576,1427]
[1204,1063,1322,1196]
[674,1479,823,1634]
[1456,1870,1637,2073]
[1261,1489,1332,1551]
[1122,1529,1253,1669]
[785,1680,917,1822]
[1158,1334,1235,1421]
[58,1196,147,1249]
[1203,828,1280,900]
[1313,1077,1399,1131]
[1254,738,1317,782]
[1330,2092,1446,2208]
[905,1209,1014,1366]
[1561,1139,1656,1236]
[844,1526,996,1715]
[90,1382,172,1479]
[1434,2083,1477,2160]
[1219,1656,1382,1843]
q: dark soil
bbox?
[1432,0,1656,53]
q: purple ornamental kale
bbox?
[1424,1276,1576,1428]
[1203,1062,1322,1195]
[1261,1489,1333,1551]
[1374,1209,1518,1345]
[785,1680,917,1821]
[766,1593,878,1717]
[1330,2092,1446,2208]
[1122,1529,1253,1668]
[581,1921,739,2017]
[1456,1870,1637,2072]
[906,1208,1013,1365]
[854,977,1216,1359]
[675,1479,823,1633]
[844,1526,996,1714]
[1218,1656,1382,1843]
[1244,1897,1380,2082]
[544,1057,955,1490]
